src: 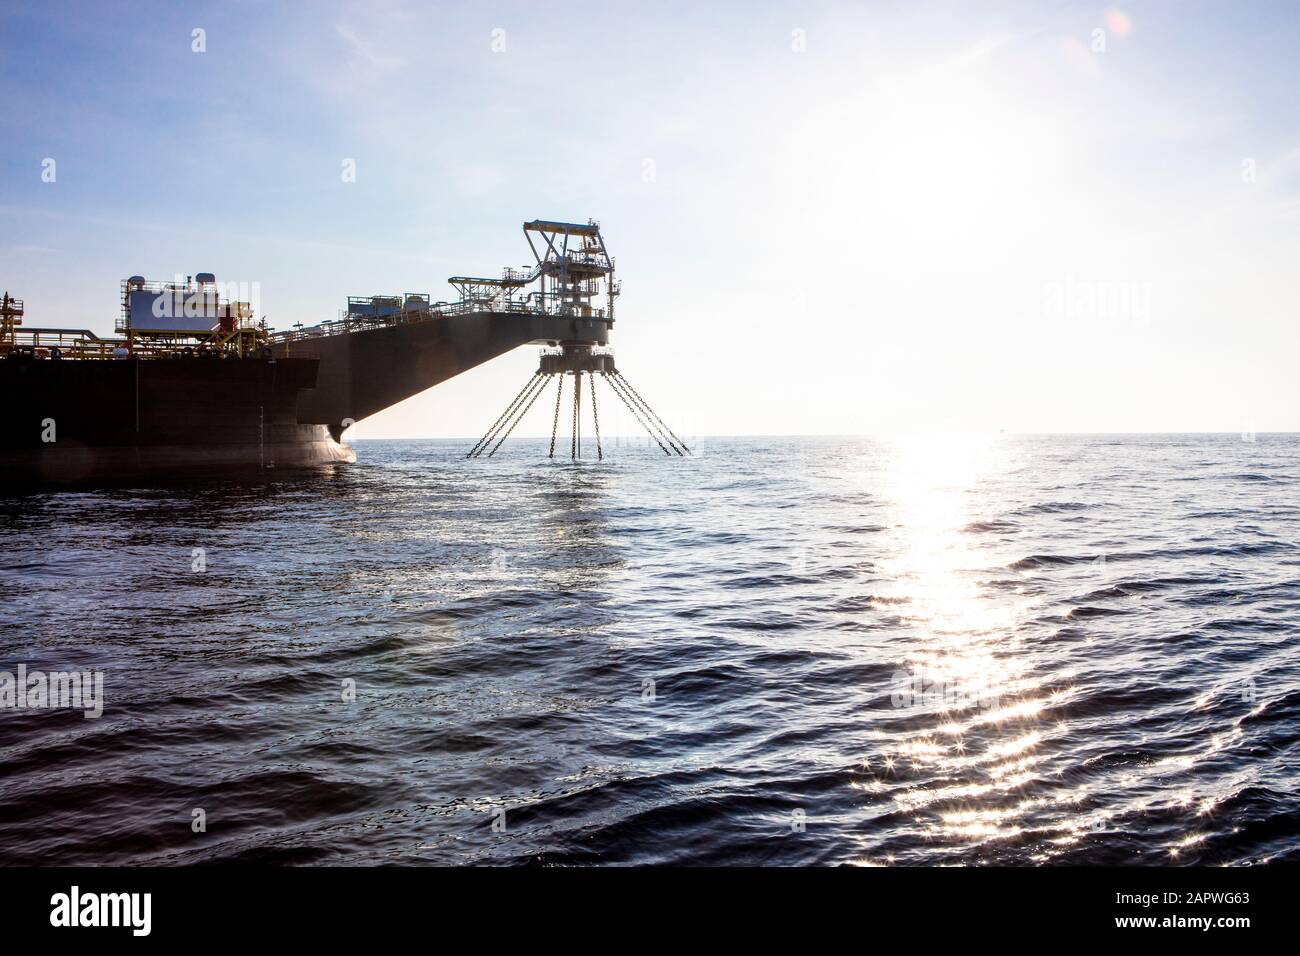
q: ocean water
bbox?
[1,434,1298,866]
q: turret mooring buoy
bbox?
[467,344,688,459]
[464,219,687,459]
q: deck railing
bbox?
[269,299,608,345]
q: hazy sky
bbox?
[3,1,1299,437]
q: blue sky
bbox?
[3,1,1300,436]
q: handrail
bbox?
[269,300,609,345]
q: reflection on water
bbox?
[1,435,1299,865]
[867,433,1059,857]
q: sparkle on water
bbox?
[0,434,1297,864]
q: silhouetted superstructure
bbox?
[461,221,685,459]
[1,219,684,484]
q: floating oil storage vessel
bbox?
[1,220,683,485]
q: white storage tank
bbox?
[125,276,220,333]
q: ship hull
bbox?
[0,355,354,485]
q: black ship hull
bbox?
[0,355,354,485]
[3,218,617,487]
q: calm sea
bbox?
[2,435,1298,865]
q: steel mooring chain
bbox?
[468,371,540,458]
[549,372,564,458]
[606,371,680,455]
[615,371,685,453]
[606,372,680,456]
[571,371,582,459]
[487,372,551,457]
[472,365,686,461]
[602,372,671,456]
[472,370,541,458]
[589,371,603,461]
[614,372,689,454]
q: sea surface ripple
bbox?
[2,435,1298,865]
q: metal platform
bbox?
[2,218,684,482]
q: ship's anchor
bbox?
[467,345,689,459]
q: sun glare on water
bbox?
[857,432,1071,854]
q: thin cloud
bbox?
[334,21,403,71]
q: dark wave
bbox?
[3,435,1299,866]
